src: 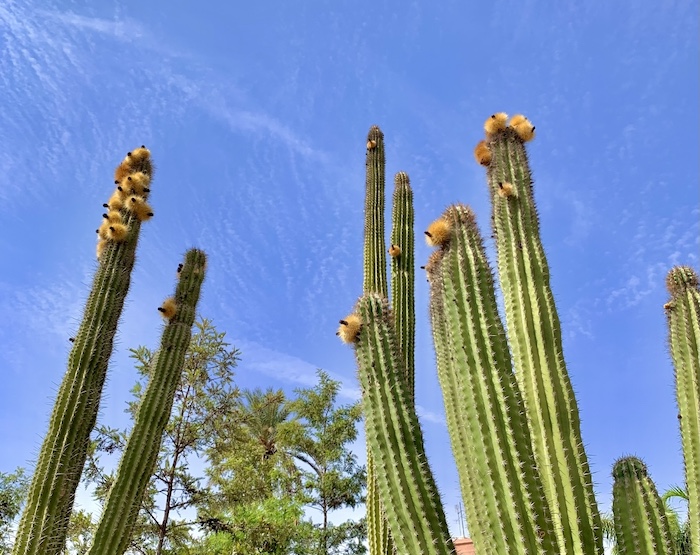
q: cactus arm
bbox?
[611,456,673,555]
[13,150,153,555]
[666,266,700,552]
[486,127,603,554]
[427,204,557,555]
[426,252,488,544]
[363,126,388,297]
[87,249,207,555]
[389,172,415,404]
[362,125,392,554]
[354,294,455,555]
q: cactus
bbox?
[611,456,673,555]
[361,125,391,555]
[87,248,207,555]
[426,204,556,554]
[353,294,455,555]
[484,121,603,554]
[665,266,700,553]
[341,116,696,555]
[389,172,415,405]
[13,148,154,555]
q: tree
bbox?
[200,387,309,554]
[184,371,366,554]
[62,510,94,555]
[0,467,29,553]
[79,316,240,554]
[287,370,367,555]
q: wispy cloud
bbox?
[236,339,447,427]
[605,207,699,310]
[38,10,147,42]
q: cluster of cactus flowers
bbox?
[96,146,154,260]
[341,116,700,555]
[13,148,207,555]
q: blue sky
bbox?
[1,0,698,543]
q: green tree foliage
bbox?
[0,467,29,553]
[200,388,308,554]
[79,317,240,554]
[288,370,366,555]
[62,510,94,555]
[201,372,367,555]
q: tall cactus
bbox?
[13,148,154,555]
[342,116,695,555]
[361,125,391,555]
[389,172,415,405]
[611,456,673,555]
[87,248,207,555]
[484,119,603,554]
[666,266,700,553]
[426,204,556,554]
[353,294,455,555]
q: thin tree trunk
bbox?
[155,384,192,555]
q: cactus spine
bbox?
[13,149,154,555]
[611,456,674,555]
[87,249,207,555]
[485,124,603,554]
[666,266,700,553]
[354,294,455,555]
[427,204,556,554]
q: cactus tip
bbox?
[612,455,648,481]
[666,266,699,297]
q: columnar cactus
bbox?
[342,116,695,555]
[13,148,154,555]
[665,266,700,553]
[353,294,455,555]
[611,456,673,555]
[361,125,391,555]
[389,172,415,405]
[483,118,603,554]
[426,204,556,554]
[87,248,207,555]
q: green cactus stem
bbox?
[485,124,603,554]
[362,125,392,555]
[88,249,207,555]
[389,172,415,405]
[353,293,455,555]
[363,125,388,297]
[13,149,154,555]
[426,204,556,555]
[611,456,673,555]
[665,266,700,553]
